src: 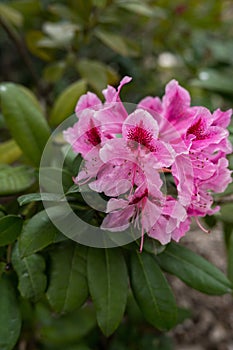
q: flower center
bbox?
[129,188,148,205]
[86,121,101,146]
[127,125,155,151]
[187,118,206,140]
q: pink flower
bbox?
[148,197,190,244]
[101,183,164,251]
[64,77,132,158]
[75,92,101,113]
[63,109,104,157]
[139,80,232,213]
[64,76,232,248]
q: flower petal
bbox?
[101,206,134,232]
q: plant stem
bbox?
[7,244,12,263]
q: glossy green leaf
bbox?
[95,29,140,57]
[192,69,233,95]
[69,0,92,23]
[43,61,66,83]
[157,242,232,295]
[76,60,106,92]
[19,209,62,257]
[76,59,118,93]
[0,3,23,27]
[87,248,128,336]
[0,83,50,166]
[10,0,41,17]
[0,165,35,196]
[46,242,88,313]
[39,167,74,193]
[0,276,22,350]
[220,203,233,223]
[0,139,22,164]
[48,4,79,21]
[0,262,6,276]
[117,1,164,18]
[37,303,96,346]
[26,30,54,61]
[18,85,43,112]
[92,0,107,8]
[140,237,166,255]
[0,215,23,246]
[18,192,62,206]
[130,251,177,330]
[49,80,87,126]
[12,243,47,301]
[224,224,233,283]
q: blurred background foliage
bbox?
[1,1,233,349]
[1,0,233,109]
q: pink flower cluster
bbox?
[64,77,232,249]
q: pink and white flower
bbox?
[64,76,232,248]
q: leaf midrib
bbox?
[63,246,76,312]
[163,249,231,288]
[105,249,111,334]
[137,252,160,318]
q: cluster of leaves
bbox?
[1,0,233,349]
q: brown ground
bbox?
[169,224,233,350]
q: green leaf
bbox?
[140,237,166,255]
[18,85,43,112]
[0,139,22,164]
[117,1,164,18]
[0,83,50,166]
[92,0,107,8]
[49,80,87,126]
[69,0,92,23]
[95,29,140,57]
[130,251,177,330]
[0,262,6,277]
[220,203,233,223]
[19,209,62,257]
[26,30,54,61]
[18,192,62,206]
[10,0,42,17]
[157,242,232,295]
[0,3,23,27]
[12,243,47,301]
[87,248,128,336]
[39,167,74,193]
[0,215,23,246]
[224,224,233,283]
[192,69,233,95]
[48,4,79,21]
[177,307,192,325]
[37,303,96,346]
[43,61,66,83]
[46,242,88,313]
[0,276,22,350]
[76,59,119,93]
[0,165,36,196]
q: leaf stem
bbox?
[7,244,12,263]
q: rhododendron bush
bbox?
[1,1,233,349]
[0,85,232,350]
